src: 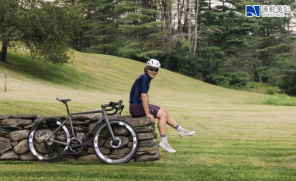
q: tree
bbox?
[79,0,122,54]
[117,0,167,60]
[192,0,250,77]
[0,0,18,62]
[0,0,84,64]
[236,0,296,83]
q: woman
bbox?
[129,59,195,153]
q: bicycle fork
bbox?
[102,110,120,147]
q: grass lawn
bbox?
[1,47,296,180]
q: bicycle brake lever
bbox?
[118,105,124,117]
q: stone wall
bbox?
[0,114,160,162]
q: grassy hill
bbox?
[1,47,296,180]
[1,47,295,115]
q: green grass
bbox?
[242,82,296,106]
[1,47,296,180]
[1,160,295,181]
[263,94,296,106]
[243,82,281,95]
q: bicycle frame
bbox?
[47,102,118,147]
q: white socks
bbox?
[175,124,187,133]
[161,134,168,144]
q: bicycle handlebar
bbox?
[102,100,124,116]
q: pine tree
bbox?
[238,0,296,83]
[117,0,166,60]
[79,0,122,54]
[195,0,251,77]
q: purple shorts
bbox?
[129,104,160,118]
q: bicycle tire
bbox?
[93,120,138,164]
[28,117,71,162]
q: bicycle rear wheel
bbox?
[93,120,138,164]
[28,117,71,162]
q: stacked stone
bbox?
[118,116,161,162]
[0,114,160,162]
[0,114,37,161]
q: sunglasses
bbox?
[147,67,159,72]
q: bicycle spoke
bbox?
[93,120,138,164]
[28,118,70,162]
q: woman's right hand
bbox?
[146,113,155,122]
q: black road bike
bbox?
[28,98,139,164]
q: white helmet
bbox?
[147,59,161,68]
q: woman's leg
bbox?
[155,108,176,153]
[156,109,168,135]
[159,108,178,128]
[157,108,195,136]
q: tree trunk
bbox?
[187,0,191,55]
[261,77,268,83]
[0,43,8,63]
[193,0,199,55]
[177,0,181,32]
[253,71,260,82]
[164,0,172,70]
[165,52,172,69]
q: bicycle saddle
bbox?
[56,98,71,103]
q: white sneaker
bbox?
[179,130,196,137]
[159,141,176,153]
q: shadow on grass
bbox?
[1,52,97,90]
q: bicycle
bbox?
[28,98,139,164]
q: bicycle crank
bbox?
[69,138,84,153]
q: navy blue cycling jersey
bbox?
[129,73,151,104]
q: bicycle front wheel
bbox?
[93,120,138,164]
[28,117,71,162]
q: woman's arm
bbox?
[141,93,155,122]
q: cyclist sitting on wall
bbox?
[129,59,195,153]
